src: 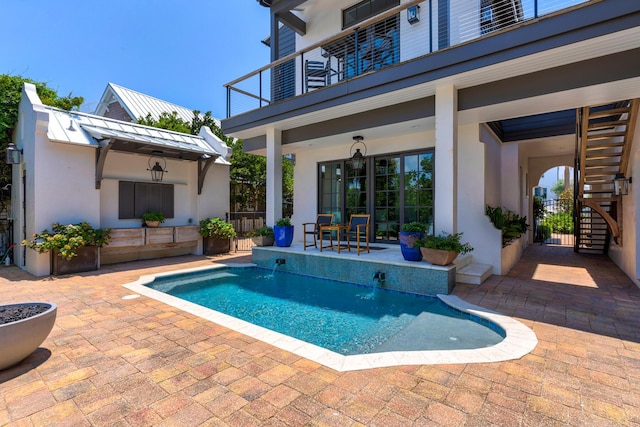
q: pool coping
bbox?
[122,263,538,372]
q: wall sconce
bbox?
[147,151,168,182]
[613,173,631,196]
[5,143,22,164]
[350,136,367,171]
[407,5,420,24]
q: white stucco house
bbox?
[10,83,231,276]
[221,0,640,285]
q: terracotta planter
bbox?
[52,246,99,275]
[203,237,231,255]
[145,221,160,228]
[251,236,274,246]
[420,247,459,265]
[0,302,57,370]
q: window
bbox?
[318,149,434,244]
[343,0,399,29]
[119,181,174,219]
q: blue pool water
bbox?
[148,267,504,355]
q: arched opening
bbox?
[532,166,574,247]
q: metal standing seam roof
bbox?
[100,82,221,128]
[45,107,229,163]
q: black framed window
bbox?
[343,0,399,29]
[118,181,174,219]
[318,148,434,244]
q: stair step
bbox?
[588,120,629,131]
[586,142,624,150]
[587,131,627,141]
[456,263,493,285]
[585,162,622,168]
[588,107,630,119]
[585,153,622,160]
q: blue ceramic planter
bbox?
[274,225,294,247]
[399,231,423,261]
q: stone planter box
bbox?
[0,302,57,370]
[203,237,231,255]
[52,246,99,275]
[501,234,526,274]
[251,236,274,246]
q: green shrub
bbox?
[401,222,429,232]
[416,232,474,255]
[541,212,574,234]
[141,210,165,223]
[249,226,274,237]
[275,218,292,227]
[486,205,529,245]
[22,222,112,260]
[199,217,237,238]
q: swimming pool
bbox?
[148,267,504,355]
[124,264,538,371]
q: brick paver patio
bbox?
[1,244,640,426]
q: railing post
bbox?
[301,52,305,93]
[259,70,263,108]
[534,0,539,19]
[226,86,231,119]
[354,28,360,76]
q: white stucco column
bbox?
[434,85,458,233]
[501,143,520,213]
[266,128,283,226]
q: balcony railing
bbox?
[225,0,589,118]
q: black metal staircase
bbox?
[575,99,638,253]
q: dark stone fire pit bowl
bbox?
[0,302,57,370]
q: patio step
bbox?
[456,262,493,285]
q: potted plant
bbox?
[399,222,429,261]
[250,226,274,246]
[141,210,165,227]
[199,217,237,255]
[22,222,111,275]
[0,302,57,370]
[274,218,294,247]
[415,232,473,266]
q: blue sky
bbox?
[0,0,271,119]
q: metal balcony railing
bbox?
[225,0,589,118]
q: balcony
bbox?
[224,0,590,119]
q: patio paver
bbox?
[1,245,640,426]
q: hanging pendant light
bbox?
[147,151,168,182]
[350,136,367,171]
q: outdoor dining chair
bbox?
[345,214,370,255]
[302,213,334,250]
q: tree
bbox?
[137,111,191,134]
[0,74,83,188]
[551,179,566,198]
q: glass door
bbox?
[374,156,401,241]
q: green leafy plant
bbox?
[199,217,237,238]
[249,226,274,237]
[401,222,429,232]
[415,232,473,255]
[275,218,292,227]
[22,222,111,260]
[486,205,529,245]
[141,210,165,223]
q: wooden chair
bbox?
[345,214,370,255]
[302,214,334,250]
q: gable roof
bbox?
[94,82,221,127]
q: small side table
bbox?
[319,224,349,252]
